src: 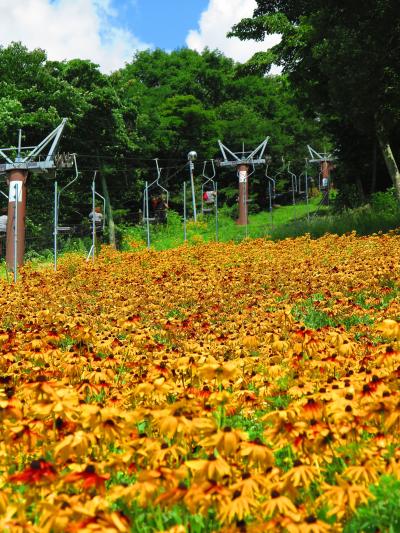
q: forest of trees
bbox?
[0,42,324,243]
[231,0,400,200]
[0,0,399,245]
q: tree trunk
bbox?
[377,130,400,200]
[356,178,365,203]
[370,142,377,194]
[100,171,116,248]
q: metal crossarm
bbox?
[0,149,13,165]
[0,119,67,173]
[218,141,241,163]
[307,145,336,163]
[247,138,270,162]
[218,138,270,168]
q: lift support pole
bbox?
[237,164,249,226]
[5,170,27,268]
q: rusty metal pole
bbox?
[320,161,331,205]
[6,170,27,270]
[237,164,249,226]
[321,161,331,180]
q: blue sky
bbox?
[0,0,279,72]
[114,0,209,51]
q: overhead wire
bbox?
[74,154,188,163]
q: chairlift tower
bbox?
[218,138,269,225]
[307,146,336,206]
[0,119,68,271]
[307,145,336,186]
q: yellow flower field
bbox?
[1,232,400,532]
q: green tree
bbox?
[0,43,90,250]
[54,58,141,245]
[114,47,323,210]
[0,44,138,247]
[230,0,400,199]
[0,41,325,242]
[0,42,87,145]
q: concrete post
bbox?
[6,169,27,270]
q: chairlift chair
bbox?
[297,171,306,197]
[53,155,80,271]
[143,159,169,224]
[272,158,286,186]
[87,170,106,262]
[287,162,298,195]
[298,169,306,195]
[272,157,285,179]
[296,159,312,200]
[265,163,276,211]
[90,171,106,234]
[268,158,286,205]
[201,160,217,215]
[55,155,79,237]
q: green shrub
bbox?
[370,188,399,214]
[333,183,365,212]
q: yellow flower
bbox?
[317,476,373,518]
[376,319,400,340]
[262,490,300,520]
[239,439,275,469]
[282,463,320,489]
[186,453,231,482]
[218,490,259,523]
[199,427,248,455]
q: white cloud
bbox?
[187,0,280,68]
[0,0,152,72]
